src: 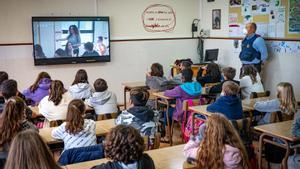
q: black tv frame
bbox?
[32,16,110,66]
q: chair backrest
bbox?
[204,82,220,88]
[182,99,203,112]
[143,132,161,150]
[231,118,252,143]
[250,90,270,99]
[183,161,198,169]
[269,111,294,123]
[97,112,118,121]
[49,120,65,127]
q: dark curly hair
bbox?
[104,125,145,164]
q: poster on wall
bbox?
[288,0,300,34]
[212,9,221,29]
[142,4,176,32]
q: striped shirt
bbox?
[51,119,96,150]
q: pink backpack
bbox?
[181,98,206,142]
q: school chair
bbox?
[49,120,65,127]
[204,82,220,88]
[182,161,198,169]
[96,112,118,121]
[250,90,270,99]
[144,132,161,150]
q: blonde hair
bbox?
[277,82,297,115]
[197,113,250,169]
[222,81,240,96]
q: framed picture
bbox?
[212,9,221,29]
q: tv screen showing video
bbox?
[32,17,110,65]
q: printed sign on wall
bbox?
[142,4,176,32]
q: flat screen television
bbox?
[32,17,110,65]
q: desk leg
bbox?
[281,139,290,169]
[258,133,266,169]
[124,87,127,109]
[165,101,172,146]
[192,112,195,136]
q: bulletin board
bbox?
[228,0,300,39]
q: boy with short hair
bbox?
[207,81,243,120]
[0,79,32,120]
[116,88,158,146]
[209,67,240,94]
[85,78,118,116]
[82,42,100,57]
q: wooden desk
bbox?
[188,99,259,135]
[40,119,116,145]
[242,97,270,111]
[122,81,149,109]
[254,121,300,169]
[65,144,186,169]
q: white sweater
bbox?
[51,119,97,150]
[240,74,264,99]
[85,90,118,115]
[39,92,72,123]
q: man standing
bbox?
[239,22,268,73]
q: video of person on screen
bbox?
[33,21,109,59]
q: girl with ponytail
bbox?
[0,96,37,151]
[39,80,72,127]
[51,99,96,150]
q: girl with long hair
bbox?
[183,113,250,169]
[23,72,51,105]
[255,82,298,124]
[69,69,92,100]
[0,97,37,151]
[56,25,81,56]
[39,80,72,126]
[240,65,264,99]
[65,42,74,57]
[4,130,61,169]
[51,99,96,150]
[196,63,221,87]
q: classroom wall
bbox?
[0,0,200,102]
[199,0,300,100]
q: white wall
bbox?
[199,0,300,100]
[0,40,199,103]
[0,0,200,103]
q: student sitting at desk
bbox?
[164,69,202,122]
[82,42,100,57]
[254,82,297,125]
[116,88,157,148]
[207,81,243,120]
[0,97,37,153]
[4,130,62,169]
[209,67,239,94]
[23,72,52,106]
[183,113,250,169]
[69,69,92,100]
[171,60,193,84]
[91,125,155,169]
[51,99,96,150]
[240,65,264,99]
[0,79,33,121]
[196,63,221,87]
[39,80,72,126]
[85,78,118,116]
[146,63,169,91]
